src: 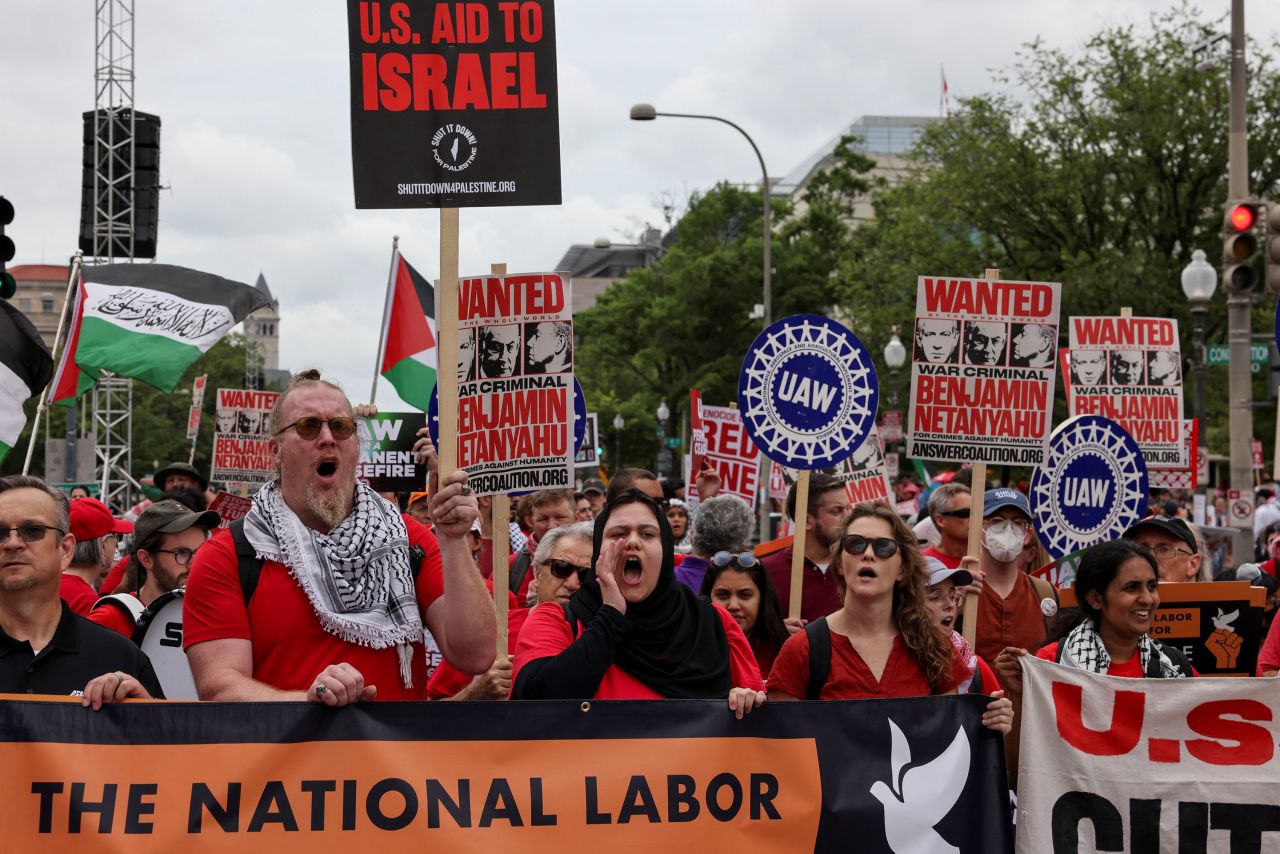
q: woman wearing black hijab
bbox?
[512,490,766,716]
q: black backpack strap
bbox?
[969,659,985,695]
[561,602,579,636]
[409,544,424,580]
[804,617,831,700]
[509,550,533,599]
[229,519,265,608]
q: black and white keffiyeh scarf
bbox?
[1059,619,1187,679]
[244,480,423,688]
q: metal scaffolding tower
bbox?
[90,0,137,510]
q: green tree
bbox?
[840,6,1280,455]
[577,140,877,471]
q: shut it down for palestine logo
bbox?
[431,123,478,172]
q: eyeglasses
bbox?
[155,546,202,566]
[0,524,66,544]
[982,518,1030,535]
[275,417,357,440]
[711,551,760,570]
[544,558,589,581]
[938,508,970,519]
[1147,543,1193,562]
[927,589,964,605]
[841,535,900,559]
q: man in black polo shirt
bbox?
[0,475,162,708]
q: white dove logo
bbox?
[1212,608,1240,632]
[870,719,971,854]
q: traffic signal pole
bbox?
[1226,0,1254,561]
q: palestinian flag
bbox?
[378,251,437,411]
[51,264,271,404]
[0,300,54,464]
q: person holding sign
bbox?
[973,488,1057,671]
[764,503,1013,735]
[995,539,1194,684]
[761,475,851,623]
[511,490,766,717]
[183,370,496,704]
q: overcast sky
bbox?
[5,1,1279,410]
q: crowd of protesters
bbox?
[4,367,1279,810]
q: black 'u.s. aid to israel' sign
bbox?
[1030,414,1149,560]
[738,315,878,470]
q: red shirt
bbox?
[1257,616,1280,676]
[183,518,446,700]
[86,594,141,638]
[761,545,842,622]
[767,627,969,700]
[426,590,523,699]
[921,546,963,569]
[975,572,1049,669]
[1035,642,1144,678]
[512,601,765,699]
[59,573,99,616]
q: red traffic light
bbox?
[1230,203,1258,232]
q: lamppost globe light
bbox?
[629,103,657,121]
[883,334,907,370]
[1181,248,1217,304]
[613,413,625,431]
[656,400,670,422]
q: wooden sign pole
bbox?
[788,469,811,621]
[961,266,999,645]
[489,262,510,658]
[437,208,461,477]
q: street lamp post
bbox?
[1181,249,1216,494]
[613,412,625,472]
[655,399,671,478]
[883,327,907,410]
[629,103,772,328]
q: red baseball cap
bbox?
[69,498,133,542]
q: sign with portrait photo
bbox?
[452,272,575,495]
[907,276,1061,465]
[210,389,281,487]
[1067,315,1185,468]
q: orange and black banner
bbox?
[0,694,1011,852]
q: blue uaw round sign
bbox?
[1030,415,1149,560]
[737,314,878,470]
[427,378,588,473]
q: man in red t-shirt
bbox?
[762,474,850,622]
[87,500,219,637]
[921,484,970,570]
[507,489,575,605]
[62,498,132,615]
[430,521,594,700]
[183,370,496,705]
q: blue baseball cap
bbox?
[983,487,1031,520]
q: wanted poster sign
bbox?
[1067,316,1185,467]
[346,0,561,209]
[834,426,894,506]
[356,412,427,493]
[207,491,252,528]
[1148,420,1198,490]
[186,374,207,440]
[907,276,1061,465]
[455,272,574,495]
[684,395,760,507]
[210,389,280,486]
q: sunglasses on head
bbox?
[841,534,900,559]
[545,558,589,581]
[275,416,357,441]
[710,551,759,570]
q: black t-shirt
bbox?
[0,602,165,699]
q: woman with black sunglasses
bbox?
[512,490,766,718]
[701,551,789,676]
[766,503,1012,733]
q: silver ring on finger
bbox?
[315,683,328,698]
[460,484,473,496]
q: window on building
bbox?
[41,293,54,313]
[19,298,31,311]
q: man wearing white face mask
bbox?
[973,487,1057,673]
